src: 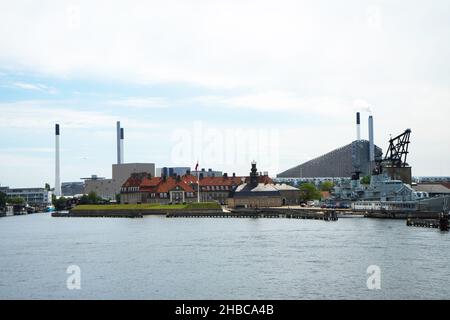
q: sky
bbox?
[0,0,449,188]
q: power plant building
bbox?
[278,113,383,179]
[277,140,383,179]
[84,163,156,200]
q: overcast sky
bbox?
[1,0,449,188]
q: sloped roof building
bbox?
[277,140,383,178]
[228,162,299,208]
[120,173,196,204]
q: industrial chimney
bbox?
[55,124,61,196]
[120,128,124,164]
[356,112,361,141]
[116,121,121,164]
[368,115,375,162]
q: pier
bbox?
[406,212,449,231]
[52,211,143,218]
[166,208,339,221]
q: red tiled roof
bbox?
[441,183,450,189]
[123,175,195,193]
[243,175,273,184]
[141,177,162,187]
[181,174,198,184]
[157,178,194,193]
[122,172,272,193]
[199,176,243,186]
[122,173,149,188]
[321,191,331,199]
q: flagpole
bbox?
[197,170,200,203]
[196,161,200,203]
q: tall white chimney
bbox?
[368,115,375,162]
[356,112,361,141]
[55,124,61,196]
[120,128,124,164]
[116,121,121,164]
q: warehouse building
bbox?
[2,187,52,206]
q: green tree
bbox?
[361,175,371,185]
[79,194,89,204]
[8,196,26,205]
[45,183,50,191]
[54,197,67,211]
[0,191,7,208]
[320,181,334,192]
[88,191,102,204]
[115,194,121,204]
[299,183,321,202]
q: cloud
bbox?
[5,81,58,94]
[193,91,352,117]
[1,147,56,153]
[1,0,447,91]
[0,0,449,185]
[0,100,161,130]
[106,97,168,109]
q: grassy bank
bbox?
[71,202,221,211]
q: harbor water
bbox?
[0,213,449,299]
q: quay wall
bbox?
[56,208,224,218]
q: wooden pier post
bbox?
[439,212,449,232]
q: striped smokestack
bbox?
[356,112,361,141]
[120,128,124,164]
[116,121,121,164]
[55,124,61,196]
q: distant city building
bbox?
[192,168,223,178]
[274,177,350,188]
[61,182,84,196]
[277,140,383,179]
[413,177,450,184]
[83,163,155,200]
[157,167,191,177]
[2,187,52,206]
[413,184,450,198]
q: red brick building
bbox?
[120,173,196,204]
[120,171,273,205]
